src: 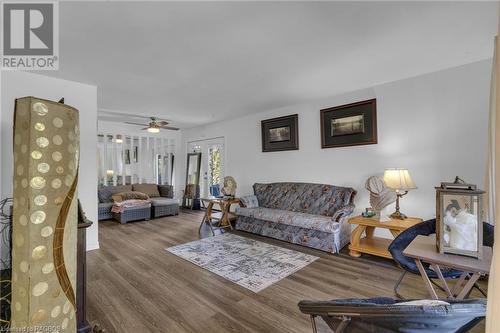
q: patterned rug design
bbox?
[166,233,319,292]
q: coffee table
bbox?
[404,235,492,300]
[348,215,422,259]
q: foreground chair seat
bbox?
[298,297,486,333]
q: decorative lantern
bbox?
[435,177,484,259]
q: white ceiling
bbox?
[45,1,498,128]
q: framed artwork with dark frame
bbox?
[320,99,377,149]
[261,114,299,152]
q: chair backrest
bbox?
[483,222,494,247]
[388,219,436,274]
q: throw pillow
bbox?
[158,185,174,198]
[98,185,133,203]
[240,195,259,208]
[132,183,160,197]
[111,191,150,202]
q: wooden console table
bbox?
[348,215,422,259]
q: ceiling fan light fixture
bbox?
[115,135,123,143]
[147,127,160,133]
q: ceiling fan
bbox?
[125,117,179,133]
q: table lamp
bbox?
[383,168,417,219]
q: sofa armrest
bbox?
[332,204,355,222]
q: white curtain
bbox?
[486,35,500,332]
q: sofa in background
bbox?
[235,182,356,253]
[98,184,179,222]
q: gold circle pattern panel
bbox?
[11,97,79,332]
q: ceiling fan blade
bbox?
[161,126,180,131]
[157,121,169,126]
[124,122,148,126]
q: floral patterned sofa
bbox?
[235,182,356,253]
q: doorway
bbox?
[187,137,225,198]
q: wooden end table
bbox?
[348,215,422,259]
[403,235,492,300]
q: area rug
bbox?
[166,233,319,292]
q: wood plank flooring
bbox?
[87,210,486,333]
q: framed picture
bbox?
[261,114,299,152]
[320,99,377,148]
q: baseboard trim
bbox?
[86,241,100,251]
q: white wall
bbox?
[0,71,99,251]
[180,60,491,226]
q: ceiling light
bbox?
[147,127,160,133]
[115,135,123,143]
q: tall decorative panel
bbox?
[10,97,79,332]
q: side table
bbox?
[198,197,242,236]
[348,215,422,259]
[404,235,492,300]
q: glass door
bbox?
[187,137,225,198]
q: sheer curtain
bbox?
[486,34,500,332]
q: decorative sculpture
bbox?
[365,176,397,221]
[221,176,237,197]
[10,97,79,332]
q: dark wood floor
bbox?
[87,210,486,333]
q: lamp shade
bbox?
[383,168,417,191]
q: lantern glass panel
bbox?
[441,193,479,253]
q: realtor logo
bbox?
[1,1,59,70]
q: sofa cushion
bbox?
[253,182,355,218]
[98,185,133,203]
[235,207,339,233]
[158,185,174,198]
[240,195,259,208]
[133,183,160,197]
[111,191,150,202]
[150,197,179,207]
[122,202,151,211]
